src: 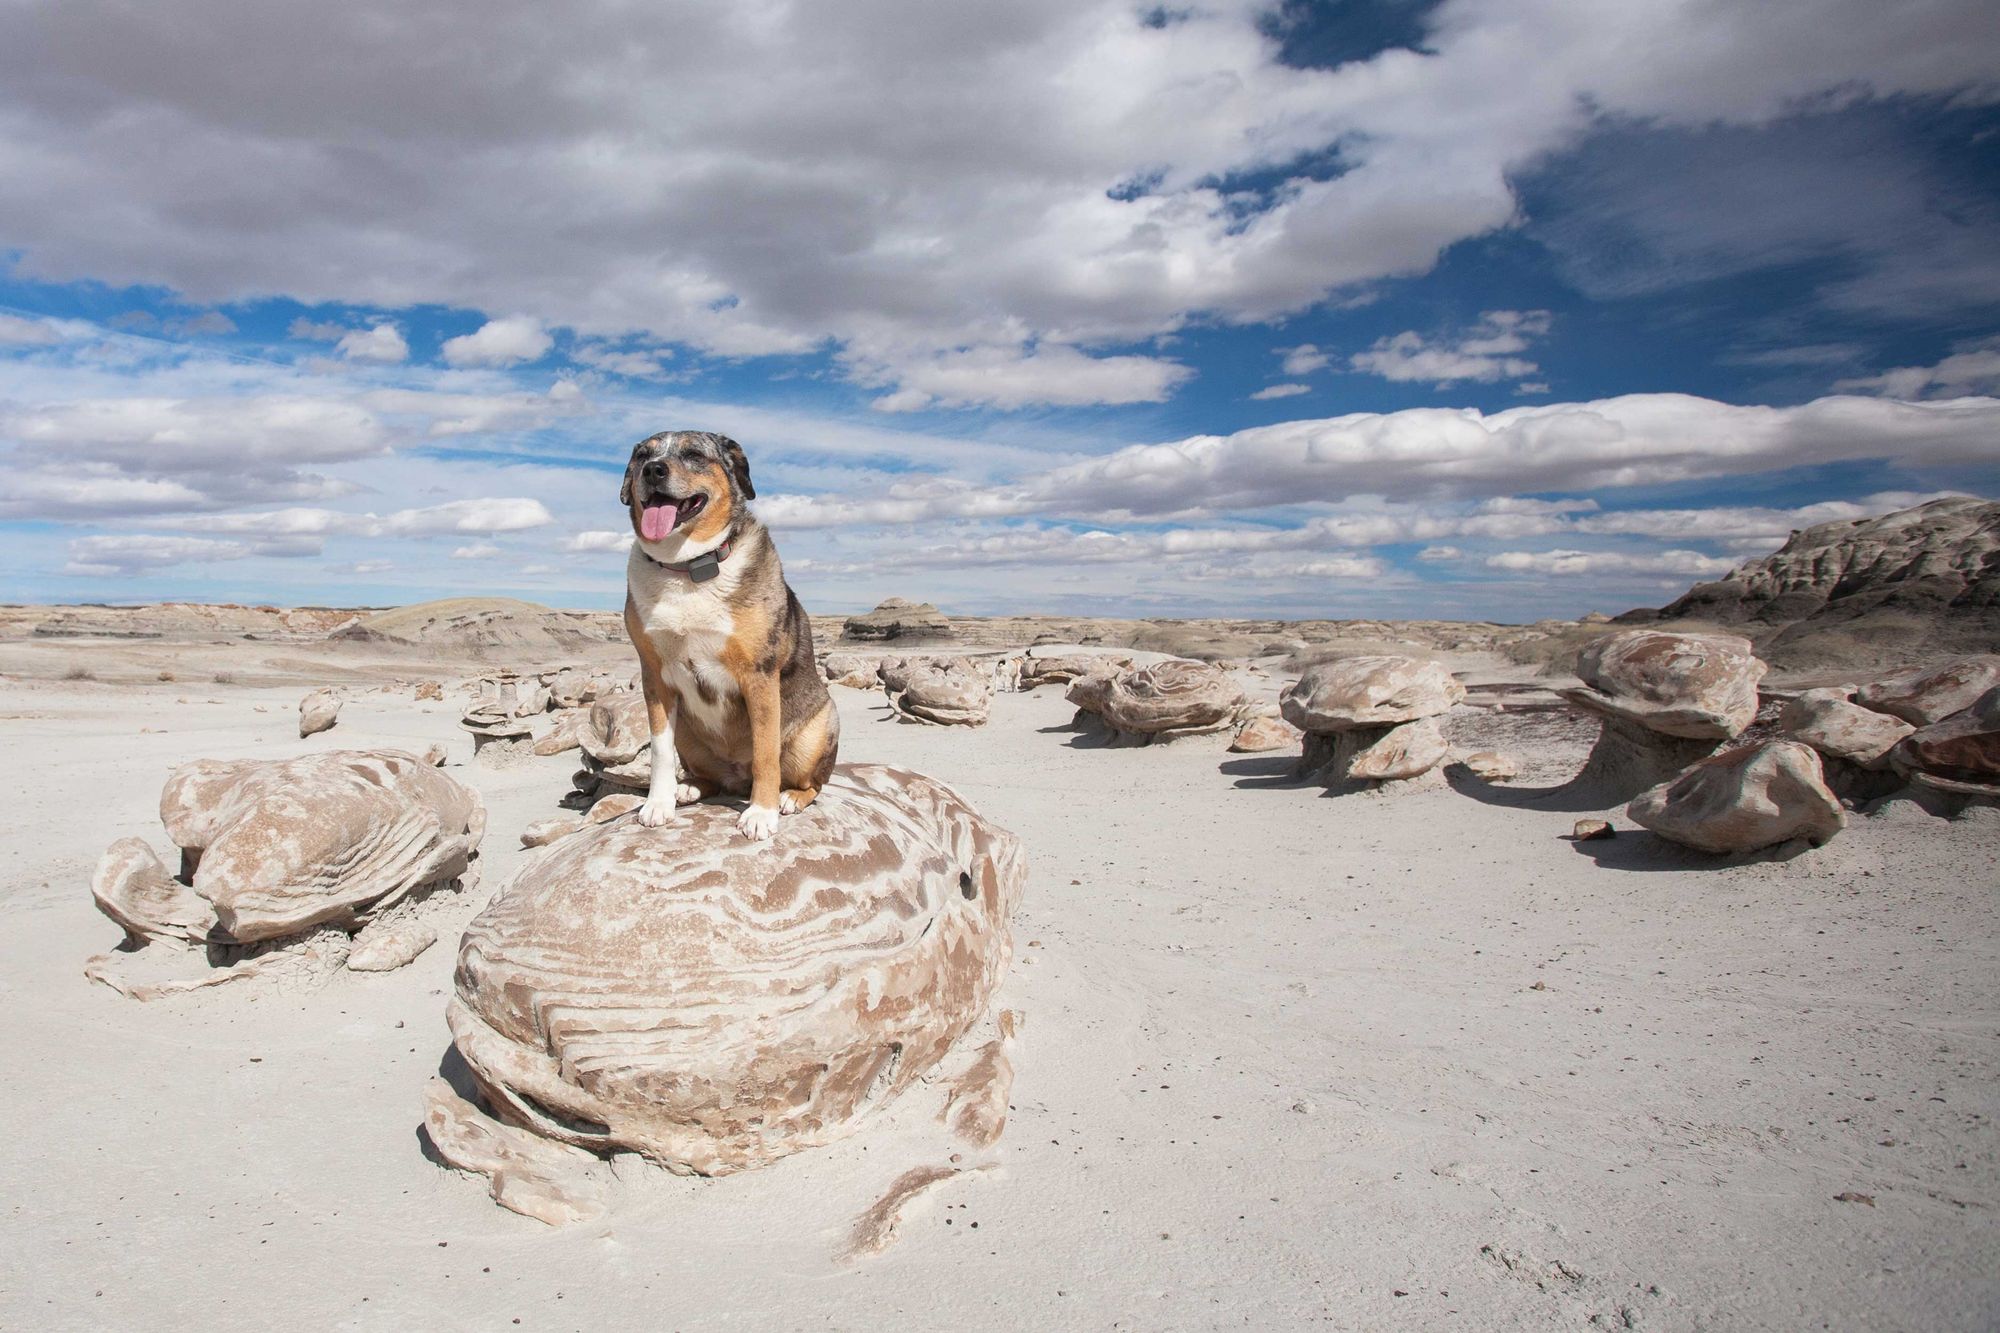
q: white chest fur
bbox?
[627,544,746,731]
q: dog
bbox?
[620,430,839,840]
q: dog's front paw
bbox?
[736,804,779,841]
[674,782,705,806]
[635,798,675,828]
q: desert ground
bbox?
[1,603,1995,1332]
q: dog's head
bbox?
[620,430,754,546]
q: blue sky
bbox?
[1,0,1997,620]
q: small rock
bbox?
[347,920,439,972]
[298,688,341,737]
[1573,819,1615,841]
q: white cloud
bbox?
[571,341,674,379]
[289,318,349,342]
[563,530,631,552]
[0,314,64,345]
[760,392,2000,527]
[1279,345,1332,376]
[451,542,502,559]
[1250,383,1312,400]
[1350,310,1552,387]
[1834,338,2000,399]
[442,316,553,368]
[861,342,1192,412]
[1418,545,1462,561]
[62,533,254,576]
[1483,548,1739,576]
[3,2,1990,402]
[335,323,410,363]
[341,559,393,575]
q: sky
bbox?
[2,0,1998,621]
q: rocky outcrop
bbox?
[571,693,657,798]
[1781,687,1913,769]
[1019,653,1133,689]
[87,750,484,996]
[1890,686,2000,794]
[1627,741,1845,854]
[298,688,341,737]
[433,765,1022,1217]
[842,597,952,643]
[1854,655,2000,727]
[1622,498,2000,670]
[1097,660,1245,743]
[822,651,886,689]
[1282,656,1463,789]
[885,658,992,726]
[1561,631,1767,803]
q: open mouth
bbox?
[639,491,707,541]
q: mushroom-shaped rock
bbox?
[298,688,341,737]
[1566,630,1764,738]
[1230,716,1301,753]
[1780,687,1913,770]
[1560,630,1767,802]
[442,764,1023,1180]
[88,750,485,994]
[886,659,992,726]
[1282,656,1461,788]
[1627,741,1845,854]
[842,597,952,643]
[1890,686,2000,789]
[1097,660,1244,743]
[462,679,536,752]
[1855,656,2000,726]
[1280,656,1464,733]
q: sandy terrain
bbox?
[2,626,1996,1331]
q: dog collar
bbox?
[641,537,732,583]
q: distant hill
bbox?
[331,597,622,656]
[1620,497,2000,672]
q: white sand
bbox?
[2,671,1996,1330]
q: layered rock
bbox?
[1019,654,1131,689]
[842,597,952,643]
[436,765,1023,1206]
[1854,655,2000,727]
[1561,630,1766,802]
[1889,686,2000,799]
[1281,656,1462,789]
[88,750,484,995]
[462,679,537,753]
[885,658,992,726]
[1097,659,1245,743]
[1627,741,1845,854]
[1621,498,2000,670]
[1230,715,1301,753]
[1781,687,1913,769]
[571,692,656,798]
[822,651,886,690]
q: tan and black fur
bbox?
[620,430,838,840]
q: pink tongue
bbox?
[640,503,678,541]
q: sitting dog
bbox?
[620,430,839,840]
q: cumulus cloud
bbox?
[62,533,256,576]
[1279,345,1333,376]
[1835,338,2000,399]
[335,323,410,363]
[442,316,553,367]
[1,1,1992,403]
[1349,311,1553,387]
[1250,383,1312,400]
[860,343,1193,412]
[451,542,501,559]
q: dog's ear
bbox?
[619,443,643,508]
[716,434,755,501]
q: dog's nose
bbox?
[642,457,668,481]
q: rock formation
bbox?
[87,750,484,996]
[842,597,953,643]
[1019,653,1131,690]
[1889,686,2000,802]
[1854,655,2000,727]
[571,692,656,798]
[1627,741,1845,854]
[885,658,993,726]
[1281,655,1463,789]
[1561,630,1766,803]
[298,688,341,737]
[1230,716,1301,753]
[1781,687,1914,769]
[1095,659,1245,743]
[1620,498,2000,671]
[433,764,1022,1212]
[822,651,886,689]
